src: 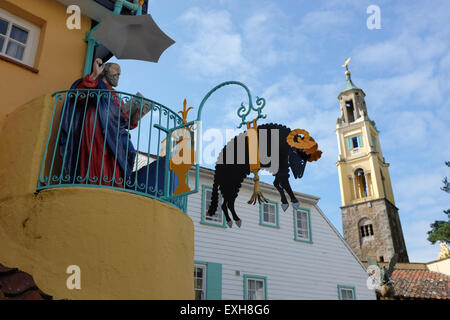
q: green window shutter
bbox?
[206,262,222,300]
[357,135,363,147]
[347,137,352,150]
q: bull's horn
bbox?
[286,129,316,150]
[304,136,318,155]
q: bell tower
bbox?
[335,59,409,263]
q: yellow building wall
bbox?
[368,156,383,199]
[337,159,374,206]
[336,119,397,206]
[427,258,450,277]
[0,0,91,126]
[381,165,395,205]
[0,94,195,299]
[336,164,348,205]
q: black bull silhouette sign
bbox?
[202,123,322,228]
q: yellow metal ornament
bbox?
[170,99,195,196]
[247,119,268,205]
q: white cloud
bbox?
[355,41,411,72]
[355,33,447,74]
[392,0,450,38]
[242,7,297,68]
[440,53,450,72]
[359,65,442,113]
[376,109,450,168]
[297,10,350,34]
[403,220,441,262]
[389,166,449,263]
[254,74,342,180]
[179,8,250,78]
[179,5,301,81]
[380,111,433,147]
[395,172,445,213]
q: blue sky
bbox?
[111,0,450,262]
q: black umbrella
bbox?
[91,13,175,63]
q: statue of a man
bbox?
[59,59,148,187]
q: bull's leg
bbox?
[221,201,233,228]
[228,197,241,228]
[279,176,300,209]
[274,175,289,211]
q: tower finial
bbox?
[340,57,360,93]
[342,57,351,75]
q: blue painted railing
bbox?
[37,89,192,213]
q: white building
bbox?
[188,167,377,300]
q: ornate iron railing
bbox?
[37,89,192,212]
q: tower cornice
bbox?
[340,197,399,211]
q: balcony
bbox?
[56,0,149,22]
[36,89,191,212]
[0,90,195,299]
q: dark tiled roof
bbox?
[0,263,52,300]
[391,269,450,299]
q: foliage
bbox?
[427,161,450,244]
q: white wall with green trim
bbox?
[186,168,376,300]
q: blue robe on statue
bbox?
[59,77,176,197]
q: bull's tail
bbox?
[207,174,220,216]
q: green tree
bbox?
[427,161,450,244]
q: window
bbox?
[194,264,206,300]
[338,285,356,300]
[359,218,374,241]
[347,135,363,151]
[360,224,374,237]
[354,168,368,198]
[351,136,358,148]
[345,100,355,122]
[194,261,222,300]
[201,185,226,227]
[294,208,312,243]
[244,275,267,300]
[0,8,40,67]
[259,200,279,228]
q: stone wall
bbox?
[342,198,409,262]
[385,200,409,262]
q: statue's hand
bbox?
[135,92,151,115]
[90,58,105,80]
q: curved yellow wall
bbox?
[0,95,194,299]
[0,188,194,299]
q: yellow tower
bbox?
[336,59,409,263]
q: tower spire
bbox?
[341,57,359,93]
